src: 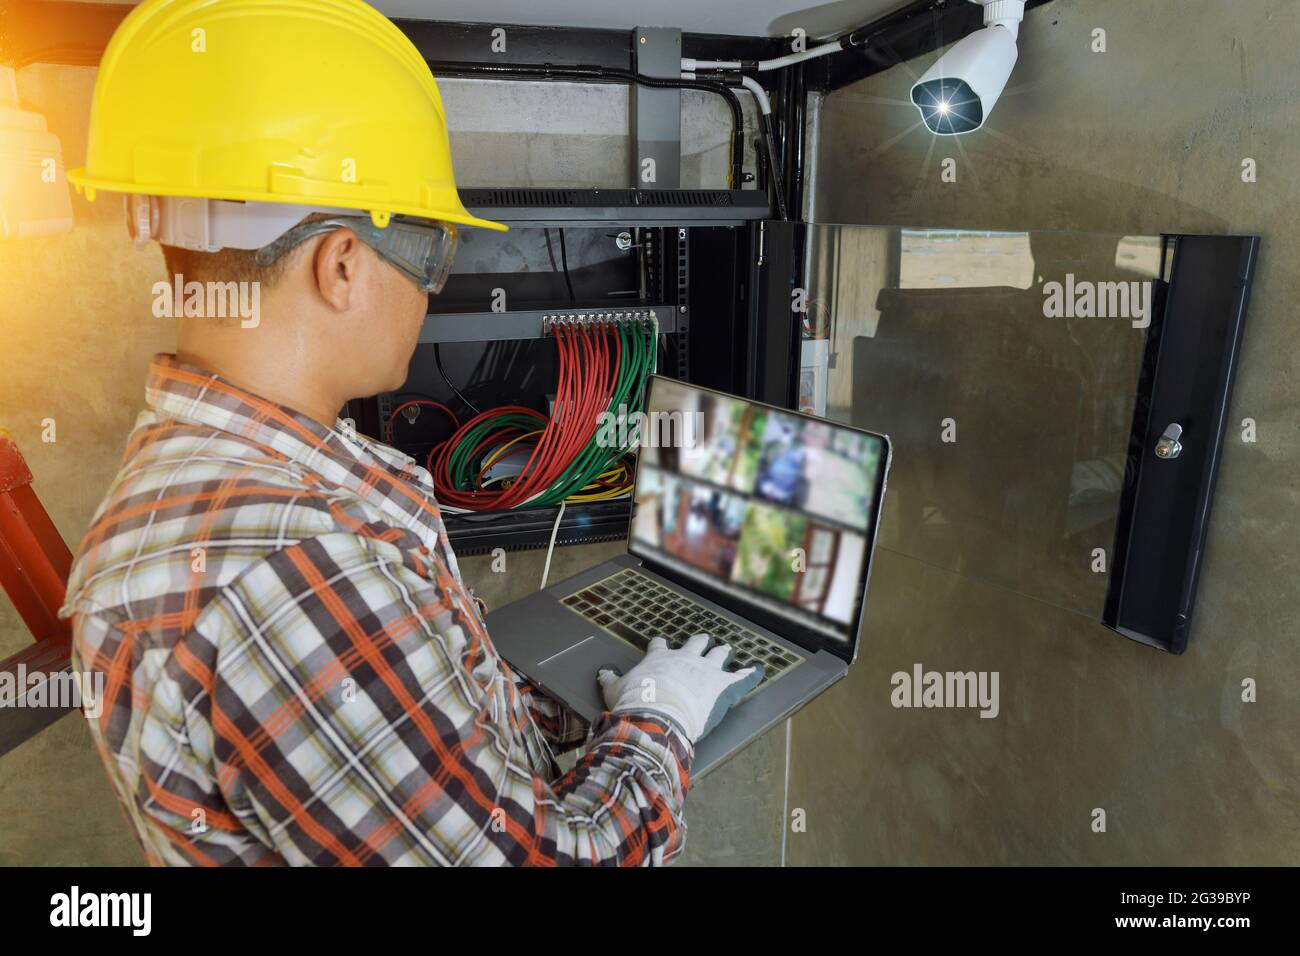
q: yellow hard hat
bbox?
[67,0,506,233]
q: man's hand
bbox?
[597,633,764,744]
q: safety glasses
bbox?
[255,215,460,294]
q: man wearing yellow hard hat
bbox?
[59,0,754,866]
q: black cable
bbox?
[433,342,482,415]
[543,228,576,302]
[469,339,496,389]
[760,112,789,221]
[542,228,560,272]
[692,68,787,219]
[557,229,577,303]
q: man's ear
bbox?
[312,227,364,311]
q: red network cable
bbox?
[497,322,609,507]
[429,320,622,510]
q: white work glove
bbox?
[597,633,764,744]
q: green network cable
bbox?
[442,320,657,506]
[535,320,654,505]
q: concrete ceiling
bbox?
[371,0,909,39]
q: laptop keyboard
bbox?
[559,567,804,692]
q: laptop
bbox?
[486,376,891,777]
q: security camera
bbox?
[910,0,1024,135]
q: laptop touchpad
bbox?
[534,635,643,717]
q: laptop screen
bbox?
[629,377,889,646]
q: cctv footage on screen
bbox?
[632,380,884,642]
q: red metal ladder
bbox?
[0,430,76,756]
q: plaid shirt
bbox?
[61,355,692,866]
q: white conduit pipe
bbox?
[738,74,772,115]
[681,70,772,116]
[682,40,844,75]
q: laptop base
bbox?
[486,553,847,778]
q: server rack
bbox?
[345,196,807,556]
[337,19,817,557]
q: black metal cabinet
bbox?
[348,195,785,557]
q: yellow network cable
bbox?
[480,429,544,473]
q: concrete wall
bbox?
[795,0,1299,864]
[5,0,1295,868]
[0,64,772,865]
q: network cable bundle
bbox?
[427,314,659,513]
